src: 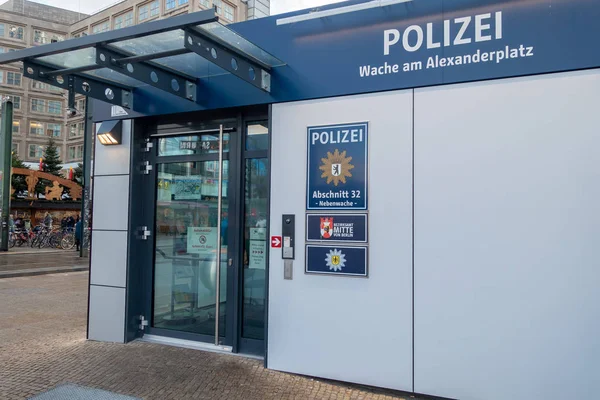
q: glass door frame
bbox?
[144,119,242,348]
[134,106,270,355]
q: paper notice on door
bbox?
[249,240,266,269]
[250,228,266,240]
[187,227,218,257]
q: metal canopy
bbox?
[0,10,284,109]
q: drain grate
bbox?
[29,383,141,400]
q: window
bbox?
[69,122,85,138]
[8,25,24,40]
[150,0,160,16]
[6,72,21,86]
[2,95,21,109]
[29,122,44,136]
[12,120,19,135]
[139,4,149,21]
[124,11,134,26]
[165,0,176,10]
[114,12,133,29]
[92,21,110,34]
[0,47,4,54]
[77,99,86,114]
[199,0,211,8]
[29,144,44,158]
[114,15,124,29]
[178,0,189,5]
[8,48,17,52]
[33,30,65,45]
[73,31,89,38]
[213,0,222,13]
[224,4,234,21]
[46,123,61,137]
[31,98,46,113]
[32,81,62,92]
[0,71,3,83]
[48,100,62,115]
[0,23,4,37]
[68,144,84,160]
[12,142,18,154]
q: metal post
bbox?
[0,100,13,251]
[214,124,224,345]
[80,97,93,257]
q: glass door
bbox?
[148,127,236,346]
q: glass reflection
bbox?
[153,161,228,337]
[158,134,230,157]
[195,22,284,67]
[242,158,269,340]
[246,121,268,151]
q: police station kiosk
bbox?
[1,1,597,399]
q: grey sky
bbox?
[1,0,347,16]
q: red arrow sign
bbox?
[271,236,282,248]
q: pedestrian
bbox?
[43,212,53,229]
[75,216,82,252]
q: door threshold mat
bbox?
[29,383,141,400]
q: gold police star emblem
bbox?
[319,149,354,186]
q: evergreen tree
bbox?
[42,137,63,177]
[36,138,64,197]
[73,163,83,185]
[11,151,29,198]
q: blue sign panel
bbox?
[306,245,368,277]
[91,0,600,121]
[306,122,368,210]
[306,214,368,243]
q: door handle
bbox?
[228,258,233,267]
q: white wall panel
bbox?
[94,120,132,177]
[90,230,128,288]
[269,91,413,391]
[414,70,600,400]
[91,175,130,231]
[88,285,126,343]
[89,119,132,343]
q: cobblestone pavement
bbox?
[0,272,410,400]
[0,250,88,273]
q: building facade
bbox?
[2,2,598,400]
[0,0,262,169]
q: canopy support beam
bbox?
[184,29,272,92]
[95,45,198,102]
[24,60,134,109]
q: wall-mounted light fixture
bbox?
[276,0,413,26]
[97,120,123,146]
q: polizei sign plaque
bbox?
[306,122,368,210]
[306,214,368,243]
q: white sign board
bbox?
[250,227,267,240]
[187,227,217,257]
[249,240,266,269]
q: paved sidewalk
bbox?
[0,272,411,400]
[0,250,88,278]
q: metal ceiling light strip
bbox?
[23,60,134,109]
[184,29,272,92]
[95,45,198,102]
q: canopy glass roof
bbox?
[0,10,284,109]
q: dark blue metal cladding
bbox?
[94,0,600,120]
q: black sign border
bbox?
[305,213,368,244]
[305,244,369,278]
[305,121,369,211]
